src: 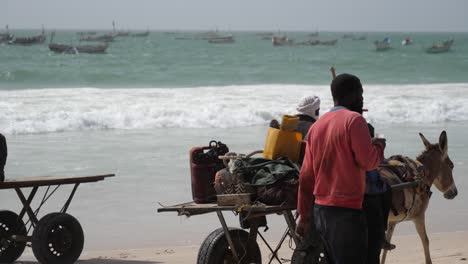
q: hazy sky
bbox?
[2,0,467,32]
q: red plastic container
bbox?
[190,146,224,203]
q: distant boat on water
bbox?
[272,36,293,46]
[49,43,109,54]
[49,32,109,54]
[116,32,130,37]
[0,26,13,44]
[374,37,391,51]
[319,39,338,46]
[77,31,97,35]
[208,35,235,44]
[132,29,150,37]
[9,26,46,45]
[80,33,115,42]
[352,35,366,40]
[401,37,413,46]
[426,39,454,54]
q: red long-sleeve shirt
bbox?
[297,107,384,218]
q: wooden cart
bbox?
[0,174,114,264]
[158,202,302,264]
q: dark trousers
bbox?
[363,195,385,264]
[363,189,392,264]
[0,133,6,182]
[314,204,367,264]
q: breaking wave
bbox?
[1,83,468,134]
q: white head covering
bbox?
[296,95,321,119]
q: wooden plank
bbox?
[0,174,115,189]
[157,201,295,216]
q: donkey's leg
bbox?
[380,222,396,264]
[414,215,432,264]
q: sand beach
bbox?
[14,231,468,263]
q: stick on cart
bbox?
[0,174,114,264]
[158,202,300,264]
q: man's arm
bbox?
[297,139,315,216]
[349,116,385,170]
[296,139,315,237]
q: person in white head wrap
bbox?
[295,95,321,138]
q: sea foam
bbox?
[1,83,468,134]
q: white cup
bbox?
[375,133,385,139]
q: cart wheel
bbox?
[0,210,27,263]
[32,213,84,264]
[197,227,261,264]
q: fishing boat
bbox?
[352,35,366,40]
[175,36,193,40]
[0,32,13,44]
[308,32,319,37]
[374,37,391,51]
[9,27,46,45]
[9,33,46,45]
[49,43,109,54]
[132,30,150,37]
[116,31,130,37]
[49,32,109,54]
[208,35,235,44]
[80,33,115,42]
[401,37,413,46]
[319,39,338,46]
[426,39,454,54]
[296,40,320,46]
[272,36,293,46]
[0,25,12,43]
[77,31,97,35]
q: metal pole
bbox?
[283,210,300,246]
[61,183,80,213]
[15,187,39,226]
[216,211,240,263]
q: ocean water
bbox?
[1,30,468,250]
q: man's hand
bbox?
[372,138,386,149]
[296,215,310,239]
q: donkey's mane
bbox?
[416,143,440,162]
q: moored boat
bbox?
[319,39,338,46]
[132,31,150,37]
[49,43,109,54]
[352,35,366,40]
[80,33,115,42]
[272,36,293,46]
[9,27,46,45]
[401,37,413,46]
[208,35,235,44]
[426,39,454,54]
[374,37,391,51]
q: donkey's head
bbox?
[418,131,458,199]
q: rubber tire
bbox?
[197,227,262,264]
[0,210,27,263]
[32,213,84,264]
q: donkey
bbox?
[379,131,458,264]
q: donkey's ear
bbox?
[439,131,448,154]
[419,132,431,149]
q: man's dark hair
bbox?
[331,73,362,101]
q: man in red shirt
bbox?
[296,73,386,263]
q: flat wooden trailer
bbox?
[158,202,303,264]
[0,174,114,264]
